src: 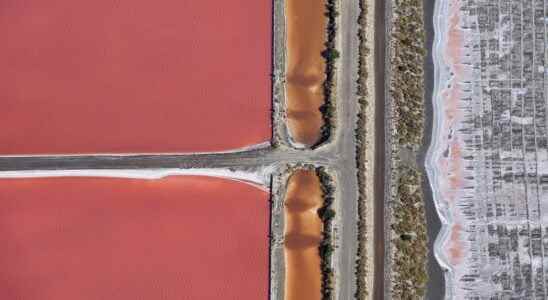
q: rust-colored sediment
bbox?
[283,169,323,300]
[285,0,327,147]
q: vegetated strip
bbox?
[354,0,370,298]
[315,0,339,148]
[316,166,335,299]
[392,165,428,297]
[388,0,428,298]
[391,0,426,147]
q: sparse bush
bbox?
[392,166,428,299]
[355,0,370,298]
[390,0,426,147]
[316,167,335,300]
[314,0,339,149]
[321,48,340,60]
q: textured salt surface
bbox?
[427,0,548,298]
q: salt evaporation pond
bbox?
[0,0,271,155]
[0,176,269,300]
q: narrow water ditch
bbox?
[283,167,334,300]
[285,0,330,148]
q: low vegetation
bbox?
[316,167,335,300]
[355,0,370,298]
[390,0,426,147]
[389,0,428,298]
[392,166,428,299]
[315,0,339,148]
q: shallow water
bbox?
[283,169,323,300]
[285,0,327,147]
